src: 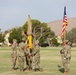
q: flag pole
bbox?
[64,27,66,43]
[27,15,33,70]
[61,6,68,44]
[27,15,33,52]
[64,3,66,42]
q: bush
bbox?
[51,38,60,46]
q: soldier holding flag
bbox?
[32,40,43,72]
[60,6,71,73]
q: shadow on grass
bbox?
[14,67,18,70]
[58,65,64,73]
[23,68,40,71]
[35,68,40,71]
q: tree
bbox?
[0,33,4,42]
[67,28,76,44]
[22,19,54,44]
[51,38,59,46]
[9,27,22,43]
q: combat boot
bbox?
[40,68,44,72]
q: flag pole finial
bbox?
[28,15,30,17]
[64,3,66,6]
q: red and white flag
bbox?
[61,6,68,38]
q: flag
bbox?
[61,6,68,38]
[27,15,32,35]
[27,15,33,49]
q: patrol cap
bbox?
[35,40,39,44]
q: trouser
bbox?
[18,56,25,71]
[27,55,33,70]
[11,53,17,68]
[12,57,17,68]
[61,54,64,66]
[32,56,41,70]
[28,48,33,70]
[63,58,70,72]
[25,56,29,69]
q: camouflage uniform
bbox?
[60,47,65,67]
[28,48,33,70]
[24,46,31,70]
[60,42,71,73]
[22,31,29,69]
[11,39,17,69]
[18,39,28,72]
[32,41,42,71]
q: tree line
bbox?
[0,19,76,46]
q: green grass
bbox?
[0,47,76,75]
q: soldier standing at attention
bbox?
[32,40,43,72]
[11,39,17,70]
[18,38,28,72]
[60,40,71,73]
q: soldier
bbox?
[60,40,71,73]
[11,39,17,70]
[32,40,43,72]
[18,38,28,72]
[22,31,29,69]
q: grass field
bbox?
[0,47,76,75]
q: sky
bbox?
[0,0,76,32]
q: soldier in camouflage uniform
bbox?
[18,38,28,72]
[60,40,71,73]
[22,31,29,70]
[32,40,43,71]
[11,39,17,70]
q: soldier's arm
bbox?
[12,44,17,50]
[11,44,15,57]
[24,45,29,55]
[60,46,65,54]
[61,46,67,59]
[33,47,40,56]
[12,44,15,49]
[66,46,71,59]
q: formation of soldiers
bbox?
[11,31,71,73]
[11,32,43,72]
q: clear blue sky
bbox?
[0,0,76,31]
